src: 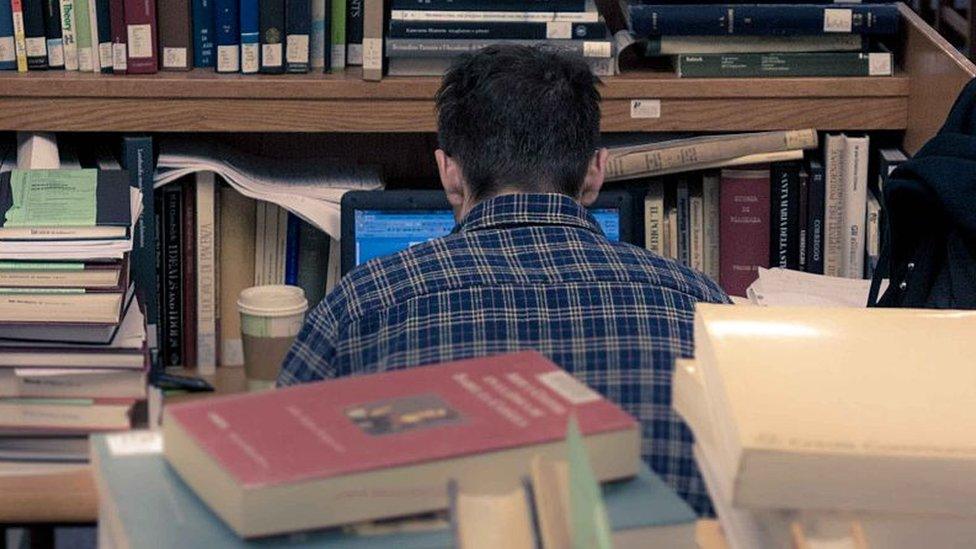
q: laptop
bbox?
[340,190,633,274]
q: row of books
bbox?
[0,143,149,462]
[641,141,908,297]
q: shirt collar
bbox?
[456,193,606,236]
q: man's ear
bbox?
[579,148,608,206]
[436,149,466,214]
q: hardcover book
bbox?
[213,0,238,72]
[22,0,48,69]
[329,0,343,68]
[123,0,156,73]
[163,351,640,537]
[42,0,64,68]
[191,0,214,67]
[92,0,110,71]
[73,0,91,69]
[309,0,327,70]
[284,0,309,72]
[57,0,77,69]
[0,0,15,69]
[118,136,157,355]
[258,0,284,73]
[239,0,258,72]
[345,0,360,64]
[769,161,800,270]
[719,167,770,297]
[677,52,893,79]
[157,0,191,70]
[388,20,608,40]
[10,0,29,71]
[108,0,123,71]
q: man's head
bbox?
[434,45,608,219]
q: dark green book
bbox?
[677,51,893,78]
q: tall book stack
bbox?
[383,0,614,77]
[0,162,148,464]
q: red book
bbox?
[163,351,640,538]
[719,167,771,297]
[123,0,156,73]
[109,0,127,73]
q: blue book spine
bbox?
[121,136,159,365]
[94,0,111,72]
[239,0,258,73]
[805,158,825,275]
[345,0,360,64]
[214,0,238,72]
[284,213,300,285]
[192,0,214,67]
[390,0,585,11]
[0,0,17,69]
[629,4,900,37]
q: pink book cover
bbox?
[166,351,637,488]
[719,167,771,297]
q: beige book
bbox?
[702,172,721,283]
[452,482,536,549]
[644,181,665,256]
[823,134,846,277]
[218,187,256,367]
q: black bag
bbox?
[869,79,976,309]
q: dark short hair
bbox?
[435,45,601,200]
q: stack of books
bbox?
[0,167,147,463]
[676,304,976,548]
[384,0,615,77]
[624,3,901,78]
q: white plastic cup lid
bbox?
[237,285,308,317]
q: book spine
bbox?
[823,135,845,277]
[22,0,48,69]
[123,0,156,73]
[665,206,677,260]
[57,0,76,69]
[309,0,325,69]
[258,0,284,73]
[284,212,300,285]
[192,0,214,67]
[866,193,881,279]
[678,52,892,79]
[181,178,197,369]
[606,129,818,181]
[275,205,288,282]
[387,20,606,40]
[689,184,704,272]
[769,162,794,269]
[121,136,158,358]
[161,185,183,368]
[158,0,191,70]
[676,179,690,267]
[719,168,770,297]
[11,0,29,71]
[643,180,665,256]
[385,37,612,58]
[72,0,90,69]
[702,171,720,282]
[390,9,599,23]
[108,0,124,72]
[42,0,64,68]
[646,34,864,56]
[253,201,266,284]
[85,0,97,70]
[805,159,825,275]
[629,4,900,37]
[196,173,217,375]
[0,0,15,69]
[345,0,360,64]
[285,0,309,72]
[798,166,808,272]
[843,135,869,279]
[239,0,258,73]
[296,219,329,307]
[93,0,110,71]
[214,0,238,72]
[390,0,585,10]
[329,0,343,68]
[361,0,380,80]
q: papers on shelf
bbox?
[745,268,888,308]
[154,138,384,240]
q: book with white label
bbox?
[842,135,869,279]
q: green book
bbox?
[677,52,893,78]
[331,0,346,69]
[73,0,93,70]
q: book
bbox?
[643,34,863,55]
[72,0,91,69]
[387,19,607,40]
[162,351,640,537]
[284,211,299,284]
[239,0,257,72]
[0,435,90,461]
[56,0,75,69]
[0,259,124,288]
[643,180,664,256]
[295,218,329,308]
[629,4,900,37]
[702,171,720,282]
[665,203,677,260]
[877,148,908,193]
[606,130,817,182]
[118,136,157,356]
[387,54,615,77]
[769,161,800,270]
[192,0,214,67]
[0,288,126,324]
[675,178,690,267]
[180,178,196,369]
[866,193,881,278]
[0,284,134,344]
[217,185,254,367]
[798,166,809,271]
[22,0,47,69]
[157,0,191,70]
[677,52,893,78]
[805,158,825,275]
[823,135,845,277]
[390,8,599,23]
[284,0,309,72]
[0,170,131,241]
[123,0,156,73]
[0,396,136,430]
[195,173,216,374]
[258,0,284,73]
[309,0,327,70]
[0,0,15,69]
[360,0,381,80]
[108,0,123,71]
[92,0,109,71]
[719,167,770,297]
[10,0,28,71]
[391,0,586,10]
[452,481,535,548]
[682,304,976,516]
[384,37,612,58]
[330,0,343,68]
[842,135,869,279]
[689,181,704,272]
[42,0,63,68]
[213,0,237,71]
[345,0,360,64]
[159,185,183,368]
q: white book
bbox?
[643,181,665,256]
[666,206,678,260]
[88,0,99,72]
[689,192,704,272]
[702,172,721,283]
[865,194,881,278]
[822,134,846,277]
[842,135,869,279]
[196,172,217,375]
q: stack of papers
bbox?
[745,268,887,308]
[154,138,384,239]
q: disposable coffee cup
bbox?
[237,285,308,391]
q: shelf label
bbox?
[823,9,853,33]
[868,53,892,76]
[630,99,661,119]
[162,47,187,69]
[546,22,572,39]
[127,24,153,59]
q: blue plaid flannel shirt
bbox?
[279,193,729,514]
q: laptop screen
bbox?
[353,208,621,267]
